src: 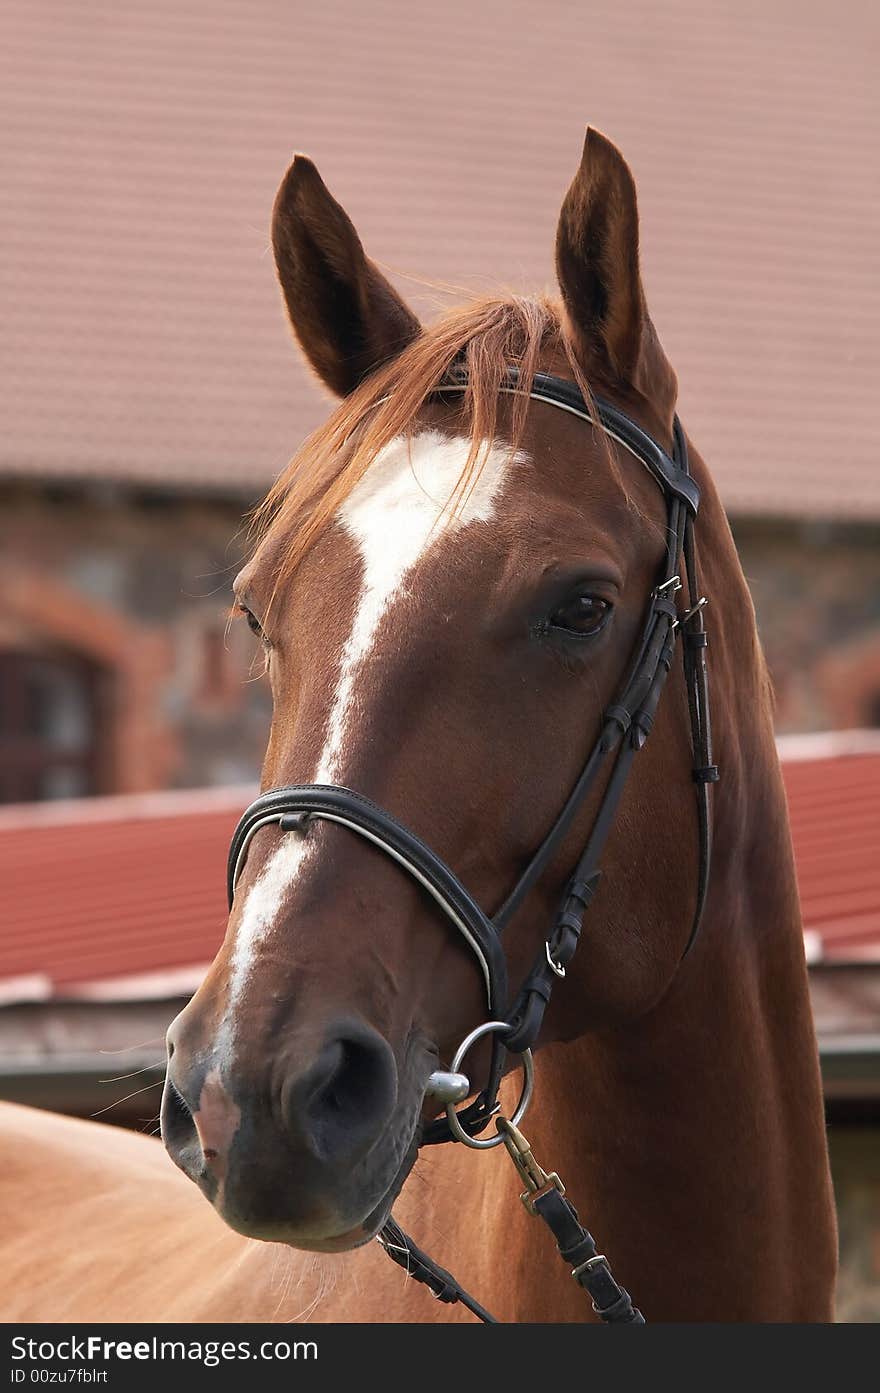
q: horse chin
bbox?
[279,1125,421,1254]
[210,1142,417,1253]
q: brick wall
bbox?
[0,483,271,794]
[2,489,879,801]
[729,518,880,734]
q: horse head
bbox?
[162,130,717,1251]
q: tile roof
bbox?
[1,1,878,516]
[0,746,877,1000]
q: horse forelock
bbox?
[247,293,610,621]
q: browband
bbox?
[435,368,701,516]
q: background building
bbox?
[1,0,878,1321]
[2,0,879,802]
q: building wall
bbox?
[829,1126,880,1322]
[729,519,880,734]
[2,489,880,802]
[0,483,271,794]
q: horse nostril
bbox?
[308,1040,375,1118]
[285,1025,397,1165]
[161,1076,197,1171]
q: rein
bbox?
[226,369,718,1323]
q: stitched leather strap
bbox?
[532,1188,644,1323]
[377,1218,499,1323]
[438,367,701,515]
[227,783,509,1017]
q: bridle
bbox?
[227,368,717,1114]
[226,367,718,1322]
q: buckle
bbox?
[571,1253,607,1282]
[673,595,709,630]
[544,940,566,978]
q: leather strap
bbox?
[227,783,509,1017]
[437,368,701,515]
[377,1218,499,1323]
[532,1187,644,1323]
[377,1182,644,1323]
[527,372,701,515]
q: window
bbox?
[0,650,105,803]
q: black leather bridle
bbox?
[227,367,717,1140]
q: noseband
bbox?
[227,367,717,1128]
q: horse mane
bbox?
[250,293,602,597]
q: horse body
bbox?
[1,1102,438,1322]
[0,1097,563,1322]
[2,903,833,1325]
[0,128,836,1321]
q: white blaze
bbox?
[226,431,519,1020]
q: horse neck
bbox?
[425,473,836,1323]
[531,478,835,1320]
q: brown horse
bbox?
[1,129,836,1322]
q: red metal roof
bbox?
[0,789,249,999]
[783,746,880,963]
[1,0,879,519]
[0,747,878,999]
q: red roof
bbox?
[0,789,248,999]
[783,745,880,963]
[1,0,879,519]
[0,743,878,999]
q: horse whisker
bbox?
[90,1081,165,1118]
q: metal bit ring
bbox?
[445,1020,533,1149]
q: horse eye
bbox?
[238,604,265,639]
[549,594,611,637]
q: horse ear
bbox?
[272,156,421,397]
[556,129,675,413]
